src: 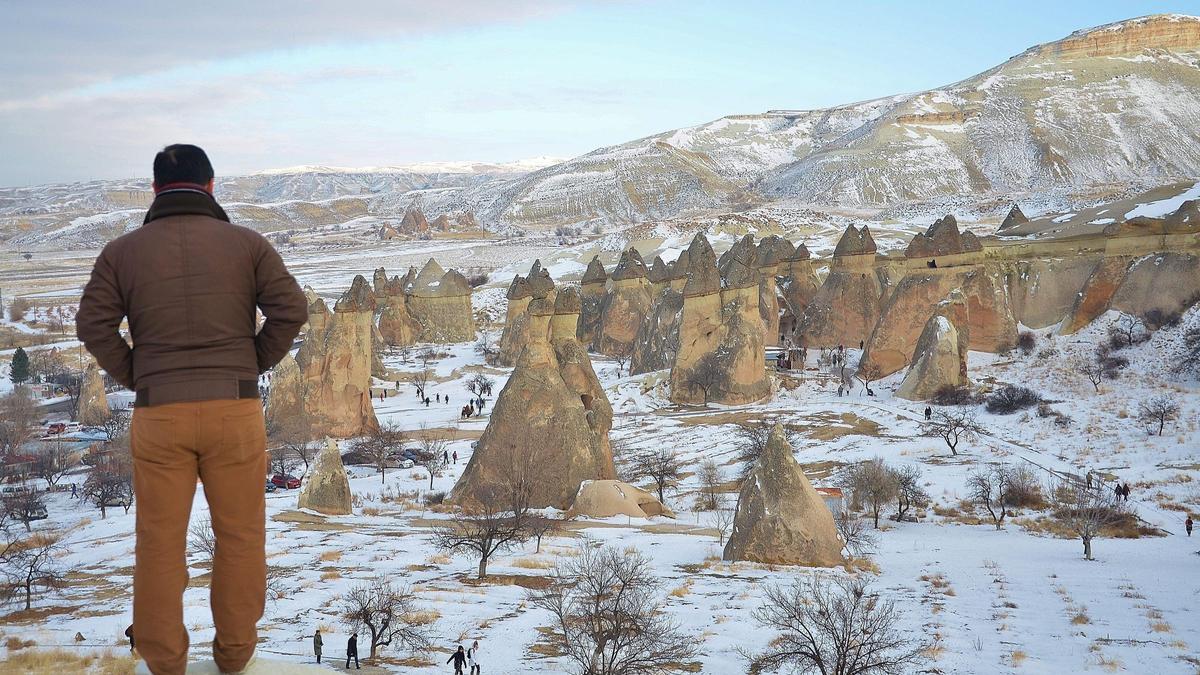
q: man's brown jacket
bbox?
[76,188,307,406]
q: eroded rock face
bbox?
[630,286,684,375]
[1061,256,1133,333]
[1009,257,1100,329]
[896,292,970,401]
[595,249,653,358]
[297,438,352,516]
[723,423,843,566]
[295,276,379,438]
[377,276,421,347]
[905,215,983,259]
[1111,252,1200,319]
[832,224,877,257]
[1000,204,1028,230]
[399,207,430,234]
[568,480,674,519]
[77,362,110,426]
[500,262,556,366]
[798,225,888,348]
[451,315,615,510]
[405,259,475,343]
[669,234,770,405]
[266,354,303,432]
[372,267,388,295]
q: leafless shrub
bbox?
[350,421,406,484]
[628,448,682,506]
[834,512,877,556]
[1053,480,1128,560]
[188,518,217,561]
[1107,314,1148,350]
[921,409,984,455]
[340,576,433,659]
[527,544,699,675]
[0,529,65,611]
[893,464,928,521]
[696,459,724,511]
[967,466,1014,530]
[930,385,977,406]
[838,458,898,529]
[8,298,30,323]
[712,505,735,545]
[747,576,926,675]
[1003,466,1044,508]
[0,388,39,456]
[1138,394,1179,436]
[1016,331,1037,356]
[984,385,1042,415]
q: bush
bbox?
[466,272,489,288]
[1144,308,1182,330]
[421,491,446,506]
[1003,466,1044,508]
[931,385,977,406]
[1034,346,1059,362]
[1016,331,1037,356]
[985,385,1043,415]
[996,342,1014,358]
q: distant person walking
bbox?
[453,450,458,464]
[346,634,360,669]
[77,144,307,675]
[1186,517,1193,537]
[313,629,322,664]
[924,406,932,421]
[469,639,481,674]
[448,645,467,675]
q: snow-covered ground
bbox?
[3,300,1199,673]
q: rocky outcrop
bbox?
[723,423,843,566]
[595,248,653,358]
[568,480,675,519]
[1062,252,1200,332]
[647,256,671,290]
[452,295,615,510]
[1000,204,1028,231]
[399,207,430,235]
[431,214,452,231]
[779,243,820,339]
[456,211,480,229]
[372,267,388,295]
[755,236,791,344]
[297,438,352,516]
[896,292,970,401]
[798,226,888,347]
[904,215,982,259]
[1009,257,1099,329]
[295,276,379,438]
[376,275,421,346]
[499,261,555,366]
[630,286,684,374]
[266,354,303,431]
[405,258,475,343]
[577,256,608,347]
[669,234,770,405]
[77,362,110,426]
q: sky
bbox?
[0,0,1190,186]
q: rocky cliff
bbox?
[896,292,971,401]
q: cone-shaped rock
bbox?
[377,276,421,346]
[297,438,353,515]
[372,267,388,295]
[595,248,653,357]
[896,291,970,400]
[77,362,110,426]
[578,256,608,346]
[832,224,877,257]
[723,423,843,566]
[405,259,475,342]
[1000,204,1028,230]
[399,207,430,234]
[682,234,720,297]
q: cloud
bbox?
[0,1,578,101]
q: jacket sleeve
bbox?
[76,246,135,389]
[253,238,308,373]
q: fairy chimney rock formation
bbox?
[451,312,616,510]
[377,275,421,347]
[669,233,770,405]
[431,214,453,231]
[372,267,388,295]
[404,259,475,343]
[798,225,888,347]
[578,256,608,346]
[1000,204,1029,231]
[551,286,582,340]
[896,291,971,401]
[77,362,111,426]
[832,224,877,260]
[499,261,553,366]
[295,276,379,438]
[399,207,430,234]
[297,438,353,516]
[568,480,675,519]
[595,248,653,357]
[723,423,843,566]
[265,354,303,430]
[905,215,983,260]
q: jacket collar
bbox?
[143,188,230,225]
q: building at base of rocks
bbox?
[723,423,843,566]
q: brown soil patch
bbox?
[458,573,552,590]
[0,605,80,624]
[271,510,353,532]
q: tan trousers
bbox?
[130,398,267,675]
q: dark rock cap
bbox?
[553,286,582,314]
[719,234,759,289]
[1000,204,1028,230]
[647,256,671,283]
[335,275,376,313]
[832,225,877,257]
[788,242,812,261]
[581,256,608,285]
[682,234,720,297]
[611,247,648,281]
[755,235,793,268]
[669,247,691,280]
[506,275,531,300]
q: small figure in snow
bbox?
[469,639,481,674]
[453,450,458,464]
[346,633,360,669]
[313,629,322,664]
[448,645,467,675]
[70,483,77,498]
[424,397,431,407]
[443,450,449,464]
[1085,471,1094,489]
[924,406,932,421]
[436,393,441,403]
[125,624,135,652]
[1186,516,1193,537]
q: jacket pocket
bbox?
[221,405,266,465]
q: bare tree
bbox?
[465,373,495,401]
[8,297,29,323]
[267,446,298,478]
[1138,394,1179,436]
[351,421,406,484]
[101,409,131,444]
[1175,324,1200,378]
[712,503,735,545]
[892,464,927,522]
[526,513,565,554]
[431,445,535,578]
[1110,313,1147,349]
[681,352,721,407]
[340,576,433,660]
[833,512,877,557]
[2,491,46,533]
[0,529,64,611]
[967,466,1013,530]
[838,458,897,529]
[1054,480,1128,560]
[629,448,682,506]
[188,517,217,561]
[415,429,449,490]
[855,361,882,395]
[527,544,700,675]
[267,415,315,476]
[921,409,983,456]
[612,343,633,377]
[0,388,39,456]
[696,459,724,511]
[82,445,134,518]
[1073,356,1104,393]
[34,440,78,490]
[748,576,925,675]
[733,420,799,479]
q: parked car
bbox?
[271,474,301,490]
[265,480,277,493]
[101,496,129,508]
[399,459,415,469]
[46,422,67,435]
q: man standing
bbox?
[313,629,322,664]
[77,145,307,675]
[346,633,360,670]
